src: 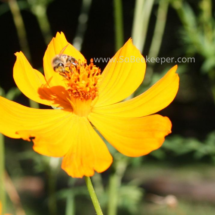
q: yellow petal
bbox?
[0,97,112,176]
[88,112,172,157]
[61,117,113,178]
[0,96,73,156]
[13,52,52,106]
[43,32,86,87]
[95,39,146,107]
[93,65,179,117]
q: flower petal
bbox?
[61,116,113,178]
[88,112,172,157]
[43,32,86,87]
[95,39,146,107]
[93,65,179,117]
[0,97,112,177]
[13,52,52,106]
[0,96,73,156]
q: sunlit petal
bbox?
[0,96,112,175]
[0,32,179,178]
[88,113,171,157]
[95,39,146,107]
[0,96,73,156]
[43,32,86,87]
[61,117,113,178]
[93,65,179,117]
[13,52,52,106]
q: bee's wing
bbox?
[59,44,69,55]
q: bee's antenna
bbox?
[59,44,69,55]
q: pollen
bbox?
[64,59,101,101]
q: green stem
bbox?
[85,177,103,215]
[8,0,40,109]
[48,172,57,215]
[66,191,75,215]
[107,156,128,215]
[8,0,31,60]
[132,0,145,48]
[132,0,154,52]
[148,0,169,60]
[72,0,93,51]
[139,0,154,52]
[45,158,57,215]
[92,173,104,197]
[33,5,52,45]
[108,174,118,215]
[146,0,169,84]
[0,134,5,214]
[29,99,39,109]
[113,0,124,50]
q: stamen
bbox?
[62,59,101,101]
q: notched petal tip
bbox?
[43,31,85,87]
[62,155,113,178]
[14,51,22,57]
[14,51,26,62]
[54,31,66,43]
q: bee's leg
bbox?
[54,66,64,73]
[59,71,70,80]
[67,57,78,66]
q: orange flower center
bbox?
[61,59,101,116]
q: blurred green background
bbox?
[1,0,215,214]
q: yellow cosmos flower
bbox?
[0,32,179,178]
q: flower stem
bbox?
[132,0,154,52]
[8,0,31,60]
[113,0,124,50]
[34,7,52,46]
[148,0,169,61]
[107,174,118,215]
[44,157,58,215]
[0,133,5,214]
[29,99,39,109]
[66,191,75,215]
[132,0,145,47]
[92,173,104,196]
[85,176,103,215]
[47,169,57,215]
[72,0,93,51]
[107,156,128,215]
[146,0,169,83]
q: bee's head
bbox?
[52,55,65,72]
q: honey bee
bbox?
[52,45,78,78]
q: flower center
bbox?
[61,59,101,116]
